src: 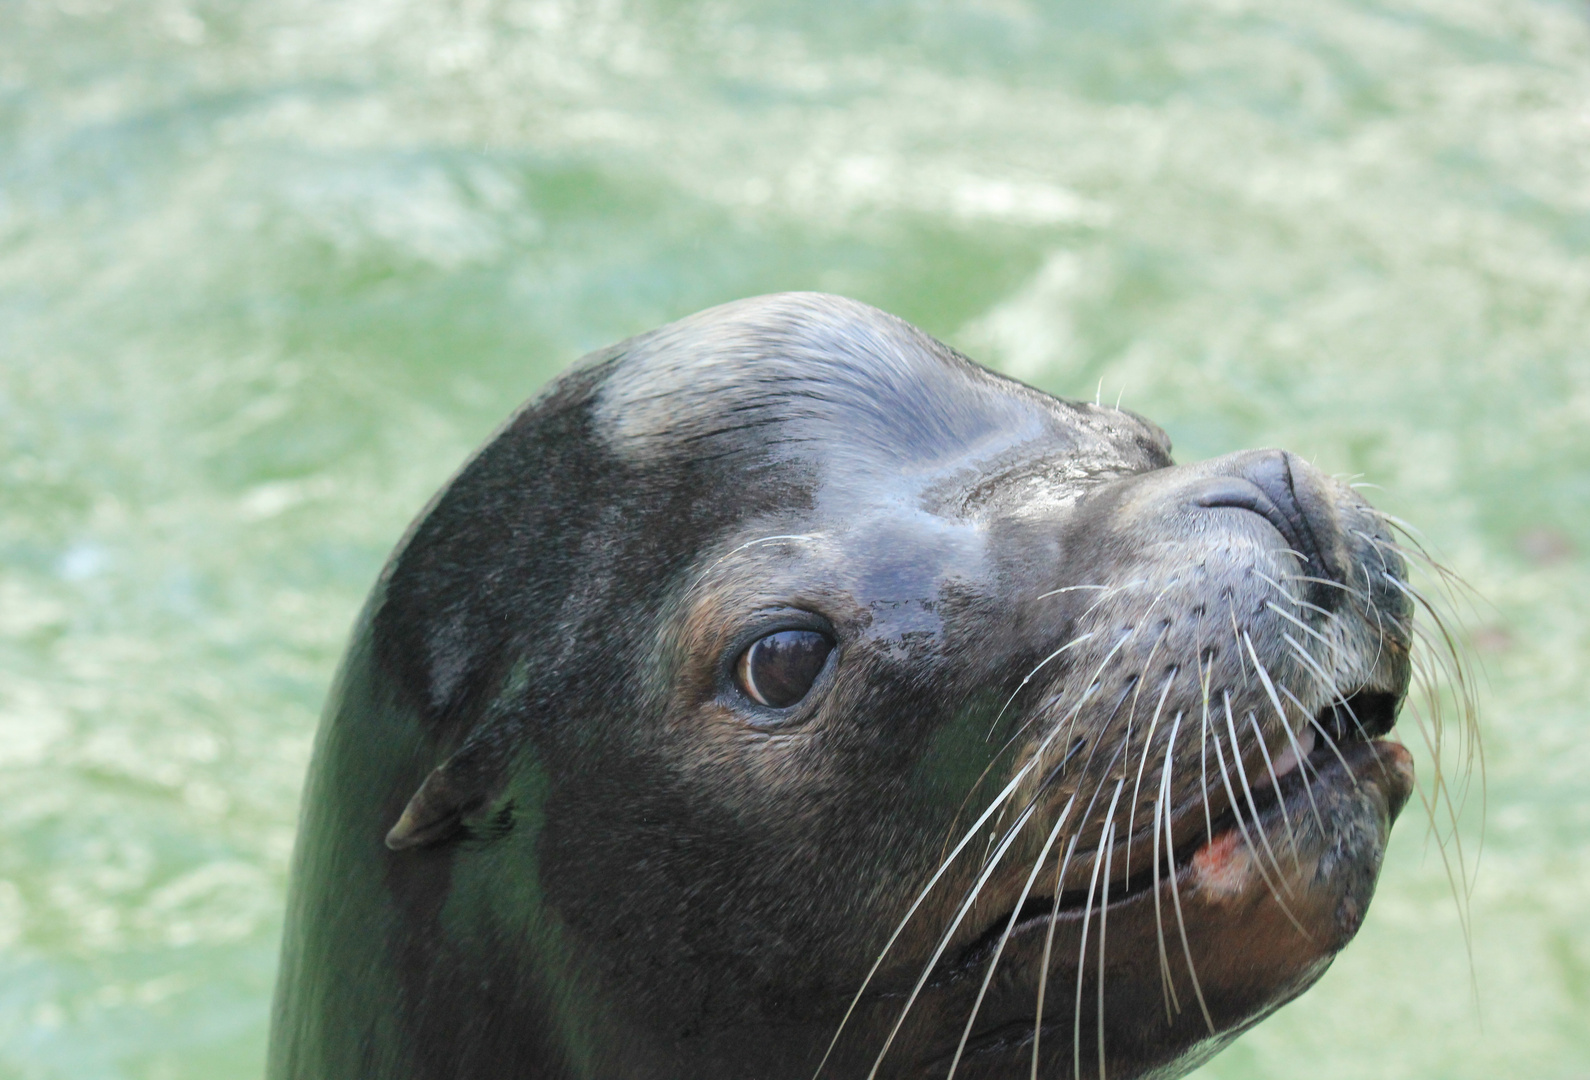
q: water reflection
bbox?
[1,0,1587,1076]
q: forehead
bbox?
[591,292,1170,489]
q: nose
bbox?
[1189,450,1340,584]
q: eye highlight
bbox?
[735,629,834,710]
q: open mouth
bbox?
[924,683,1417,1075]
[953,686,1405,972]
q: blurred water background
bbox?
[2,0,1589,1076]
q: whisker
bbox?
[1403,700,1480,997]
[1033,764,1128,1080]
[1150,712,1185,1021]
[1351,560,1391,679]
[1363,529,1486,994]
[871,677,1147,1080]
[1276,676,1356,782]
[1209,701,1312,935]
[1256,591,1354,673]
[1220,693,1293,893]
[943,794,1078,1080]
[1198,657,1215,843]
[1273,586,1354,625]
[1279,635,1382,767]
[812,756,1045,1079]
[1241,632,1312,851]
[1034,584,1112,600]
[1125,667,1179,889]
[863,798,1042,1080]
[1074,780,1125,1080]
[1277,572,1367,596]
[1033,829,1085,1080]
[1161,750,1214,1032]
[1246,708,1301,866]
[1097,811,1119,1080]
[985,632,1100,739]
[1226,599,1253,692]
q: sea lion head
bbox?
[271,293,1419,1080]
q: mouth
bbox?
[952,685,1411,975]
[912,687,1415,1076]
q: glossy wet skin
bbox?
[269,293,1414,1080]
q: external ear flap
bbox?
[385,729,516,851]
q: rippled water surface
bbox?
[3,0,1589,1076]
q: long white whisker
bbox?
[1239,634,1302,862]
[1125,667,1179,887]
[1097,813,1121,1080]
[1209,700,1311,936]
[943,794,1078,1080]
[864,798,1042,1080]
[1031,763,1127,1080]
[1240,631,1325,832]
[1074,780,1125,1080]
[1220,692,1291,890]
[1162,766,1214,1032]
[813,757,1044,1079]
[1150,712,1184,1021]
[986,632,1099,739]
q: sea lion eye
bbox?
[735,629,834,709]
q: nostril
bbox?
[1180,449,1352,617]
[1189,453,1329,577]
[1242,451,1317,562]
[1191,478,1309,560]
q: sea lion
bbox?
[268,292,1417,1080]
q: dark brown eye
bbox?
[735,630,834,709]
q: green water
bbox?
[2,0,1588,1076]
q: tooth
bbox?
[1269,725,1317,781]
